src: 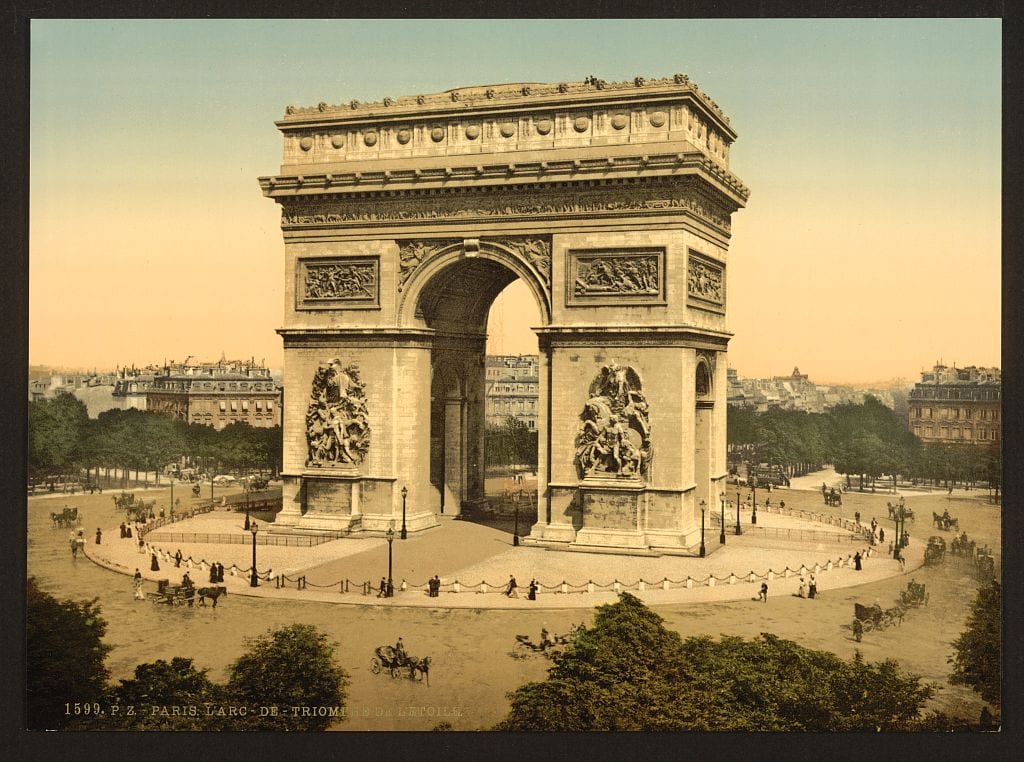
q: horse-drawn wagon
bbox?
[924,536,946,565]
[371,645,430,683]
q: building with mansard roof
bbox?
[146,357,281,430]
[908,363,1000,445]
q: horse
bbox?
[406,655,431,685]
[197,586,227,608]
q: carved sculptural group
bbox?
[306,360,371,466]
[574,363,653,479]
[574,255,659,297]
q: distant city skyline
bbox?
[30,20,1000,384]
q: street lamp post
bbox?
[400,485,408,540]
[170,478,174,515]
[735,491,743,536]
[513,490,520,547]
[386,525,395,597]
[249,521,259,587]
[699,500,706,558]
[750,477,758,524]
[719,492,726,545]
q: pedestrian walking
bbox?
[378,577,387,597]
[505,575,518,598]
[150,552,160,572]
[95,527,102,545]
[528,579,538,600]
[209,563,218,583]
[137,534,144,553]
[879,527,885,544]
[808,574,817,599]
[174,549,182,568]
[798,577,807,598]
[854,551,862,571]
[429,574,440,597]
[217,562,225,583]
[126,524,132,538]
[758,582,768,602]
[133,569,145,600]
[119,522,127,538]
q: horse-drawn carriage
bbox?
[371,645,431,683]
[924,536,946,566]
[824,488,842,507]
[113,492,156,522]
[147,580,227,608]
[50,506,80,528]
[850,602,906,641]
[933,511,958,532]
[950,532,976,559]
[887,502,914,522]
[899,579,928,608]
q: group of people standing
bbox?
[504,575,540,600]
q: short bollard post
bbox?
[344,579,349,593]
[826,561,833,571]
[480,583,487,594]
[587,581,595,594]
[453,581,460,593]
[708,576,716,587]
[748,572,756,583]
[638,580,646,592]
[663,578,670,591]
[728,574,736,585]
[686,577,693,589]
[613,581,621,593]
[784,568,791,578]
[767,570,775,581]
[561,582,568,594]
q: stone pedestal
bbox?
[574,477,647,548]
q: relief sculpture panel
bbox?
[306,360,371,467]
[574,363,653,480]
[297,257,379,309]
[686,250,725,313]
[567,249,664,306]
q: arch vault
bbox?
[260,75,749,551]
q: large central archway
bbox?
[404,245,550,515]
[261,76,748,551]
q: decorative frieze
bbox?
[686,250,726,312]
[280,178,733,234]
[575,363,653,480]
[297,257,379,310]
[567,248,665,306]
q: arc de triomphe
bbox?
[259,75,748,552]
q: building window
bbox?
[230,401,238,412]
[242,400,249,412]
[219,401,226,412]
[267,400,274,411]
[255,400,262,411]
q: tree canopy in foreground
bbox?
[949,580,1000,708]
[497,593,936,731]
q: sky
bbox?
[29,19,1001,384]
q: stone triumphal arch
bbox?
[260,75,748,551]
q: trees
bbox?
[949,580,1000,707]
[498,593,936,731]
[104,657,230,730]
[485,416,538,469]
[26,577,111,730]
[28,392,90,482]
[225,623,350,731]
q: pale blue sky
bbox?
[30,19,1001,383]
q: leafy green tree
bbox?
[498,593,935,731]
[26,577,111,730]
[28,392,89,480]
[225,624,350,730]
[104,657,229,730]
[949,580,1000,707]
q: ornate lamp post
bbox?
[244,481,251,531]
[719,491,726,545]
[735,491,743,536]
[513,489,521,547]
[249,521,259,587]
[750,476,757,525]
[750,476,758,524]
[385,525,395,597]
[169,478,174,516]
[400,485,408,540]
[699,499,706,558]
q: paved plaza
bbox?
[84,494,915,609]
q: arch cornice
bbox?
[396,237,552,327]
